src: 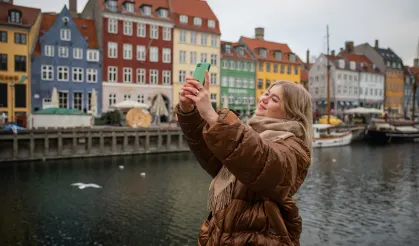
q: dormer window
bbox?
[141,5,152,16]
[224,44,231,54]
[289,53,296,62]
[193,17,202,26]
[158,9,168,18]
[372,64,376,70]
[180,15,188,23]
[258,48,267,58]
[237,47,244,56]
[8,10,22,24]
[397,63,402,69]
[124,2,134,12]
[208,20,215,28]
[106,0,117,12]
[274,51,282,61]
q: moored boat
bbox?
[313,124,353,147]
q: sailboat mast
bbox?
[326,25,331,124]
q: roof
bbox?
[34,108,87,115]
[100,0,173,22]
[241,36,298,64]
[410,67,419,76]
[220,41,254,61]
[0,2,40,28]
[171,0,220,34]
[340,53,380,73]
[34,13,99,55]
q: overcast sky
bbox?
[16,0,419,66]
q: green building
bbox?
[220,41,257,115]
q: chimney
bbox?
[331,50,335,56]
[414,58,419,68]
[374,39,379,48]
[69,0,77,16]
[255,27,264,40]
[345,41,354,53]
[306,49,310,64]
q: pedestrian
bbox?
[176,71,312,246]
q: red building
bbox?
[82,0,174,118]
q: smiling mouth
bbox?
[258,104,266,110]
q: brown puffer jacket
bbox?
[176,105,311,246]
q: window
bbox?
[59,47,68,58]
[229,77,234,87]
[249,97,255,105]
[186,52,196,64]
[123,21,132,36]
[60,29,71,41]
[201,33,207,45]
[210,94,217,103]
[287,65,291,74]
[108,42,117,58]
[124,2,134,12]
[200,53,207,63]
[163,27,171,41]
[142,6,151,15]
[124,94,131,100]
[41,65,53,80]
[57,66,69,81]
[289,54,296,62]
[230,61,236,70]
[243,79,248,88]
[137,94,145,103]
[73,92,83,111]
[14,33,26,44]
[14,55,26,72]
[211,54,217,66]
[225,44,231,54]
[159,9,168,18]
[259,49,267,58]
[221,77,227,87]
[274,52,282,60]
[258,79,263,89]
[251,63,255,72]
[179,70,186,82]
[179,51,186,63]
[211,73,217,85]
[108,18,118,33]
[136,69,146,84]
[150,47,158,62]
[87,69,97,83]
[0,54,6,71]
[273,64,278,73]
[106,0,117,11]
[109,94,116,106]
[190,31,197,44]
[123,68,132,83]
[150,25,158,39]
[194,17,202,26]
[137,45,146,61]
[73,48,83,59]
[87,50,99,61]
[211,35,217,47]
[294,66,298,75]
[137,23,146,37]
[179,30,186,43]
[208,20,215,28]
[258,62,263,71]
[150,69,158,84]
[9,10,22,24]
[236,78,242,87]
[72,68,83,82]
[163,71,171,85]
[0,31,7,42]
[180,15,188,23]
[266,80,271,88]
[266,63,271,72]
[59,92,68,108]
[162,48,171,63]
[123,44,132,60]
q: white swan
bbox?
[71,183,102,189]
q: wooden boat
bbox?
[313,124,353,148]
[365,118,419,143]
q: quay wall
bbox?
[0,127,190,163]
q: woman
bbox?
[176,71,312,246]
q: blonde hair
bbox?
[268,81,313,149]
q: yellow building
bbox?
[0,2,41,126]
[240,28,301,101]
[170,0,221,110]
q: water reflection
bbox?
[1,143,419,245]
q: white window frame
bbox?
[60,29,71,41]
[211,35,217,47]
[163,27,171,41]
[163,70,171,85]
[58,92,69,109]
[41,65,53,81]
[211,54,217,66]
[221,77,227,87]
[190,51,197,64]
[86,68,97,83]
[57,66,69,81]
[108,66,117,82]
[73,48,83,60]
[179,30,186,43]
[108,42,117,58]
[124,2,134,12]
[109,94,116,106]
[179,70,186,83]
[208,20,215,28]
[136,68,146,84]
[123,67,132,83]
[201,33,207,46]
[73,92,83,111]
[159,9,168,18]
[190,31,197,44]
[142,6,151,15]
[108,18,118,34]
[193,17,202,26]
[210,73,217,85]
[180,15,188,23]
[44,45,54,57]
[179,51,186,63]
[150,69,158,84]
[123,21,133,36]
[87,50,99,62]
[137,94,145,103]
[137,45,146,61]
[162,48,171,63]
[137,23,146,37]
[150,25,159,39]
[150,47,158,62]
[59,46,68,58]
[123,43,132,60]
[124,94,131,100]
[200,53,207,63]
[72,67,83,82]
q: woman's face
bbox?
[255,85,287,119]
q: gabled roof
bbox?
[220,41,254,61]
[0,2,40,28]
[170,0,220,34]
[375,47,403,63]
[241,36,298,64]
[340,53,380,73]
[33,13,99,55]
[100,0,173,22]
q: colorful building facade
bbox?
[82,0,174,120]
[220,41,256,114]
[171,0,221,110]
[31,7,102,114]
[0,2,41,125]
[240,28,301,103]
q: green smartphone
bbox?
[193,62,211,85]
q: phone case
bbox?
[193,62,211,85]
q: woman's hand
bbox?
[179,77,197,113]
[182,71,219,126]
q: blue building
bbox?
[403,65,419,119]
[31,6,102,115]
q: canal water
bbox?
[1,142,419,246]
